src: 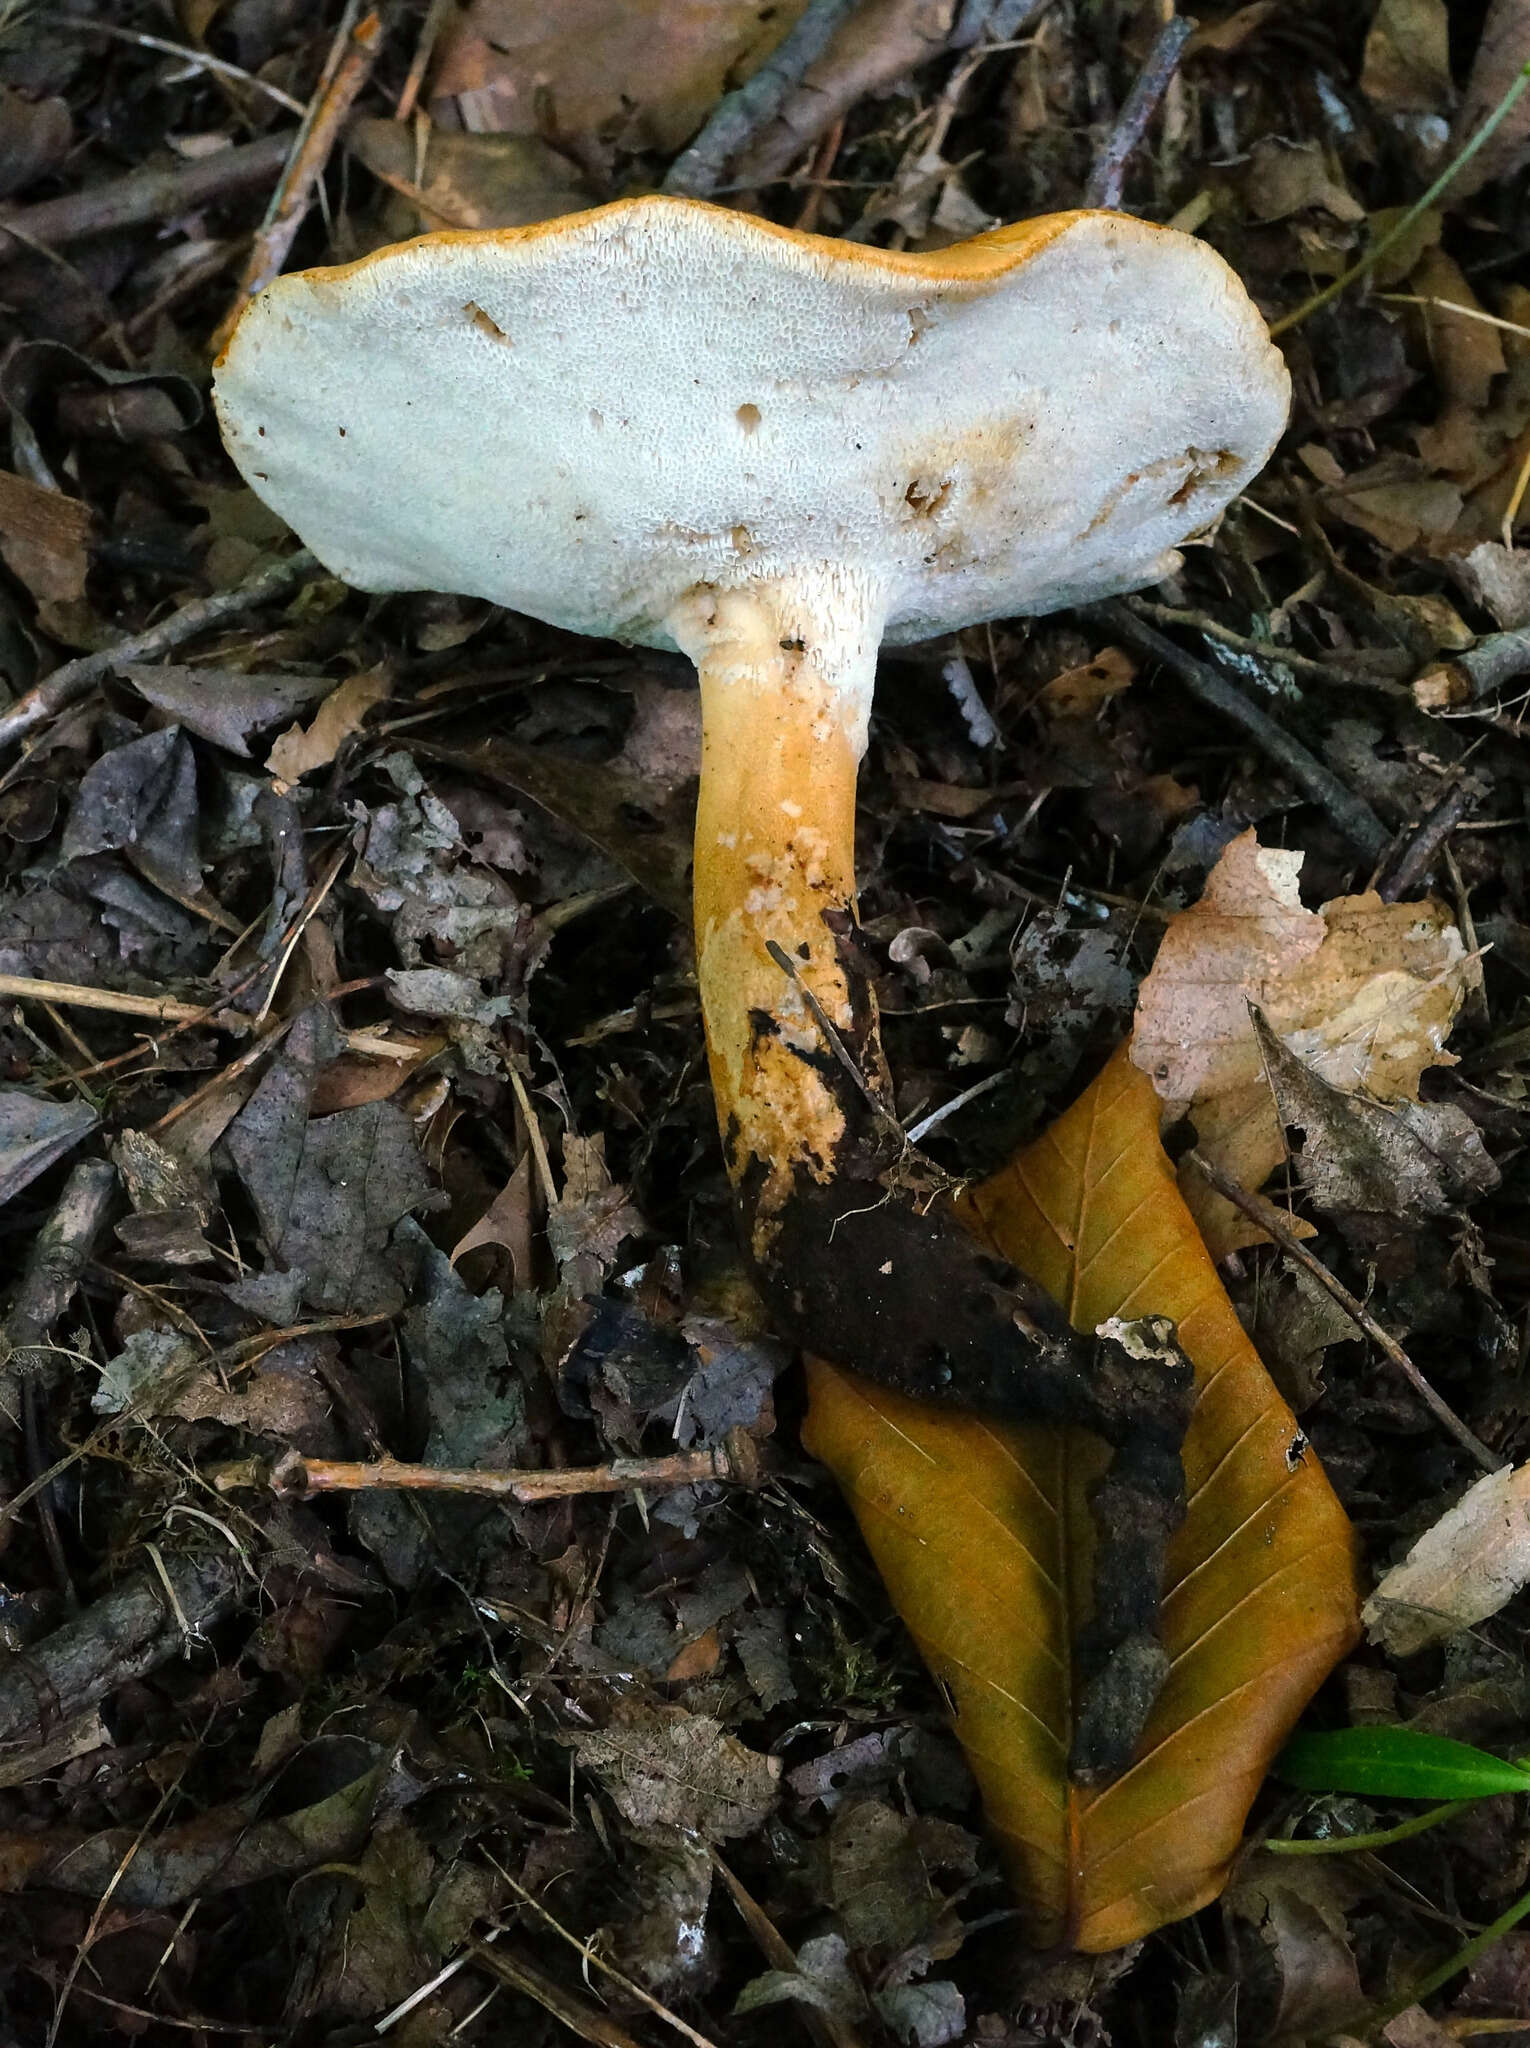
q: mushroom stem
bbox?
[671,565,890,1249]
[675,569,1197,1784]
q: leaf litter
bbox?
[0,1,1529,2042]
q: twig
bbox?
[1084,15,1194,210]
[0,133,294,264]
[764,938,893,1126]
[0,972,412,1064]
[1374,782,1477,901]
[47,17,307,115]
[466,1943,646,2048]
[0,1158,118,1427]
[1415,627,1530,711]
[394,0,453,123]
[713,1849,870,2048]
[376,1926,506,2036]
[211,1431,763,1499]
[1128,597,1408,689]
[1186,1148,1503,1474]
[1090,600,1391,861]
[663,0,863,198]
[0,1548,247,1749]
[488,1859,723,2048]
[0,548,320,754]
[211,9,386,353]
[0,974,226,1028]
[1270,60,1530,339]
[949,0,1050,50]
[905,1070,1007,1144]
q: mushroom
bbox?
[214,196,1289,1778]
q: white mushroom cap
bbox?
[213,196,1288,650]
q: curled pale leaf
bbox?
[1364,1460,1530,1658]
[803,1049,1359,1951]
[1129,829,1468,1252]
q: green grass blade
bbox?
[1276,1728,1530,1801]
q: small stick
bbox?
[1415,627,1530,711]
[1084,15,1194,210]
[1092,600,1391,861]
[0,548,320,754]
[1374,782,1477,901]
[210,1431,763,1499]
[713,1849,870,2048]
[1186,1147,1503,1475]
[465,1944,644,2048]
[0,973,414,1063]
[488,1859,724,2048]
[394,0,453,123]
[663,0,862,198]
[49,18,307,115]
[0,133,294,265]
[211,10,386,353]
[1129,598,1408,689]
[0,1158,118,1426]
[0,974,221,1027]
[764,939,896,1131]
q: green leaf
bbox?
[1277,1728,1530,1801]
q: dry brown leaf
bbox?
[803,1048,1359,1950]
[266,667,392,781]
[0,467,91,604]
[1449,0,1530,202]
[1243,140,1365,225]
[1360,0,1454,116]
[1410,249,1508,479]
[427,0,809,154]
[1364,1460,1530,1657]
[571,1701,779,1840]
[1451,540,1530,630]
[1130,831,1468,1253]
[733,0,956,186]
[1040,646,1136,718]
[450,1153,535,1290]
[347,118,595,233]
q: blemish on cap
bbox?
[464,301,511,343]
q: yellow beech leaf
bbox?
[802,1047,1359,1952]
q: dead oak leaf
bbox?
[266,666,391,781]
[1130,830,1469,1253]
[427,0,811,155]
[1364,1459,1530,1657]
[571,1701,778,1841]
[1254,1008,1498,1224]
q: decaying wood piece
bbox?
[0,1158,117,1429]
[0,1547,247,1752]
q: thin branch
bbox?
[47,17,306,115]
[663,0,863,198]
[211,8,386,351]
[210,1431,764,1500]
[1084,15,1194,210]
[1186,1147,1502,1474]
[0,133,294,264]
[1091,600,1391,861]
[0,548,320,754]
